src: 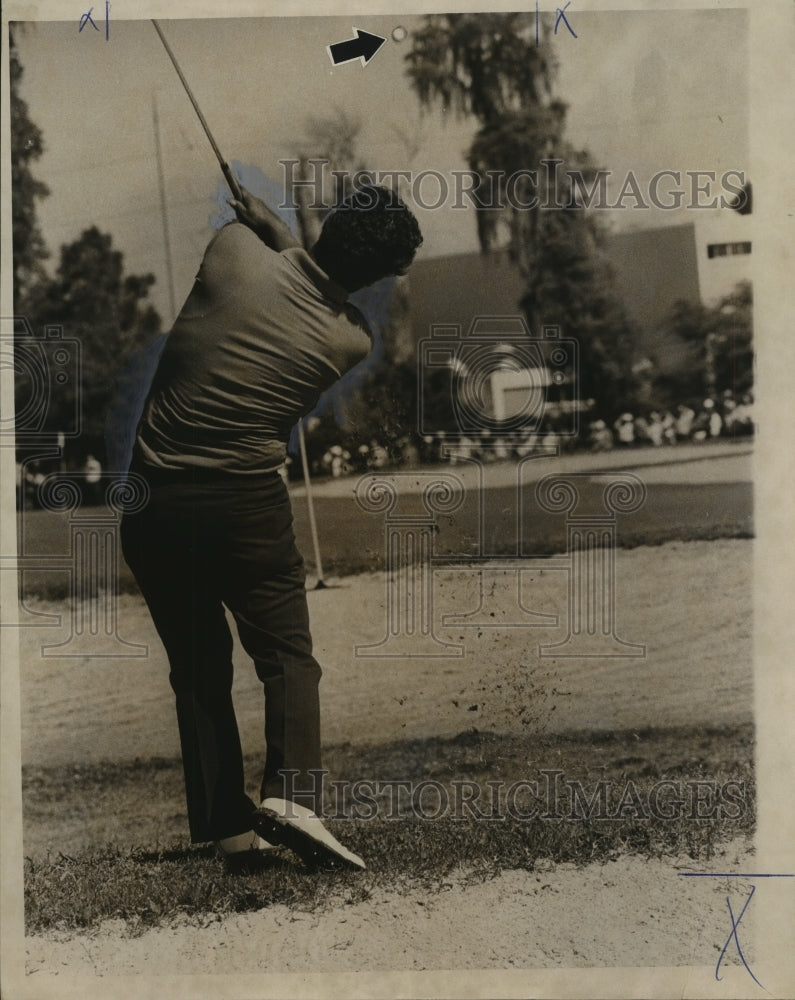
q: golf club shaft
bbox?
[152,19,243,201]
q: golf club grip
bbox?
[222,162,243,202]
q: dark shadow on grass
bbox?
[129,843,305,876]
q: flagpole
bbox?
[297,421,327,589]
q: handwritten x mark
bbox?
[715,884,765,990]
[554,3,578,38]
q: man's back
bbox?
[135,223,372,476]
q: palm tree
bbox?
[405,13,639,415]
[406,12,568,320]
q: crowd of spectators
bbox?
[17,390,755,503]
[587,390,754,453]
[297,389,754,480]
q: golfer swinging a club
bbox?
[121,183,422,868]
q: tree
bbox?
[406,13,640,418]
[660,282,753,406]
[22,227,163,460]
[9,25,50,313]
[406,11,567,281]
[710,281,753,398]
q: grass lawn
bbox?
[23,724,754,935]
[16,478,752,598]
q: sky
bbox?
[10,7,749,325]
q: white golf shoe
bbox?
[254,797,366,870]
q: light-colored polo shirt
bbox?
[135,223,372,475]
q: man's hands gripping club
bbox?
[229,185,302,253]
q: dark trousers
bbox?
[121,471,322,843]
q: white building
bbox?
[693,210,752,307]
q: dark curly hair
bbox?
[315,185,423,285]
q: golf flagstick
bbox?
[151,19,243,202]
[297,420,327,589]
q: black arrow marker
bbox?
[328,28,387,67]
